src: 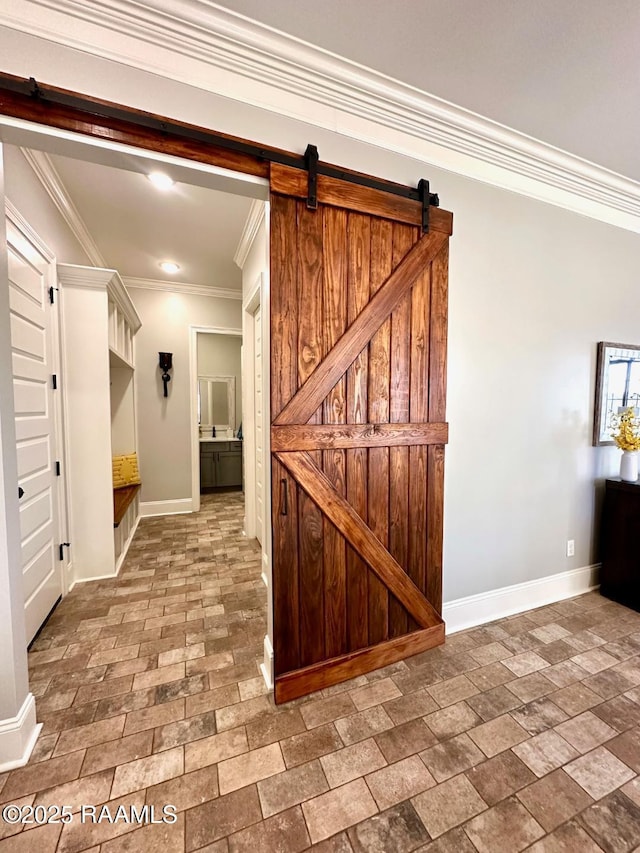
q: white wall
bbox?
[1,26,639,611]
[127,287,242,503]
[441,173,637,600]
[197,333,242,431]
[3,145,91,265]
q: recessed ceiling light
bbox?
[160,261,180,274]
[148,172,174,191]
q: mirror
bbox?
[593,342,640,445]
[198,375,235,433]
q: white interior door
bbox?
[254,304,263,545]
[7,214,62,645]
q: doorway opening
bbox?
[191,328,243,507]
[1,120,271,681]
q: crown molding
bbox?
[123,276,242,300]
[18,146,242,301]
[1,1,640,231]
[20,148,107,266]
[108,269,142,332]
[233,199,266,270]
[58,263,141,330]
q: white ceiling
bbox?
[32,0,640,269]
[49,153,255,290]
[218,0,640,181]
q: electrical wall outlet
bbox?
[567,539,575,557]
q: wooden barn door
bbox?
[270,164,452,703]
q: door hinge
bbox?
[58,542,70,561]
[49,285,59,304]
[55,461,61,476]
[52,374,57,390]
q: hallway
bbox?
[1,494,640,851]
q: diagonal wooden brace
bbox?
[273,230,447,426]
[276,450,443,629]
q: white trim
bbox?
[0,693,42,772]
[241,279,260,540]
[260,634,274,691]
[443,564,600,635]
[114,512,140,574]
[198,373,236,434]
[70,570,118,587]
[189,325,243,515]
[5,198,55,262]
[1,1,639,231]
[234,200,266,270]
[243,278,261,315]
[20,148,107,266]
[139,498,193,517]
[1,116,269,199]
[57,264,142,332]
[124,276,242,301]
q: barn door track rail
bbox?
[0,73,439,231]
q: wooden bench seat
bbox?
[113,484,141,528]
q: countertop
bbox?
[199,435,240,443]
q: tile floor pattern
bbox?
[1,494,640,851]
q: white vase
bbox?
[620,450,639,482]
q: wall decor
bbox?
[159,351,173,397]
[593,341,640,446]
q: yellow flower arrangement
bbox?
[610,407,640,451]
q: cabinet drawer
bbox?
[230,441,243,451]
[200,441,230,452]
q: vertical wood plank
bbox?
[388,223,416,637]
[428,242,448,423]
[426,445,444,616]
[322,207,348,658]
[367,217,392,643]
[346,212,370,652]
[270,194,300,673]
[408,264,431,617]
[297,203,325,665]
[270,195,298,420]
[426,241,449,614]
[272,459,300,675]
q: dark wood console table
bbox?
[600,478,640,611]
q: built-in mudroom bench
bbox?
[58,264,141,583]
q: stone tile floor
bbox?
[1,492,640,851]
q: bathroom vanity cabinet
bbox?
[200,440,243,490]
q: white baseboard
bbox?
[260,634,274,690]
[139,498,193,518]
[0,693,42,772]
[443,564,600,635]
[70,571,117,589]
